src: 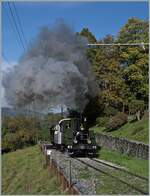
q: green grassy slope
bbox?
[2,145,63,195]
[91,116,149,144]
[97,148,149,178]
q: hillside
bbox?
[2,145,64,195]
[91,116,149,144]
[1,107,45,119]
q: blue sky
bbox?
[2,1,149,63]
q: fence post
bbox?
[69,159,72,186]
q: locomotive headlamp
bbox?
[68,145,72,149]
[73,139,78,144]
[87,139,91,144]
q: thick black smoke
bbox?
[3,21,97,112]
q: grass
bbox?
[77,148,148,194]
[97,148,149,178]
[91,116,149,144]
[78,166,91,179]
[96,172,141,195]
[2,145,64,195]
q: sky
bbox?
[1,1,149,108]
[2,1,149,64]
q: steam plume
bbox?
[3,21,97,112]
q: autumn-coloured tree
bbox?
[80,17,148,126]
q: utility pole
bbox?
[69,159,72,186]
[61,105,63,118]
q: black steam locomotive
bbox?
[49,117,98,156]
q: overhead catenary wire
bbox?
[12,2,28,48]
[7,2,26,52]
[87,43,149,46]
[2,53,10,65]
[3,5,23,50]
[87,42,149,50]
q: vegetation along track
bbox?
[75,157,149,195]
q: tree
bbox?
[2,116,42,152]
[79,28,97,43]
[90,35,127,113]
[78,18,148,125]
[117,18,148,45]
[116,18,149,107]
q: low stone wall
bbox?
[96,133,149,160]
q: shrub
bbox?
[2,116,41,153]
[105,112,128,131]
[104,106,118,117]
[96,116,109,127]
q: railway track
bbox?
[74,157,149,195]
[92,158,148,181]
[40,144,148,194]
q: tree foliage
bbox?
[80,17,148,126]
[2,113,63,153]
[2,116,44,152]
[79,28,97,43]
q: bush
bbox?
[2,116,41,153]
[96,116,109,127]
[105,112,128,131]
[104,106,118,117]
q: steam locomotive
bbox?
[49,117,98,156]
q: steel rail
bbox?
[75,158,148,195]
[92,158,148,181]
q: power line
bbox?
[12,2,28,48]
[7,2,26,52]
[2,52,10,64]
[3,5,23,50]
